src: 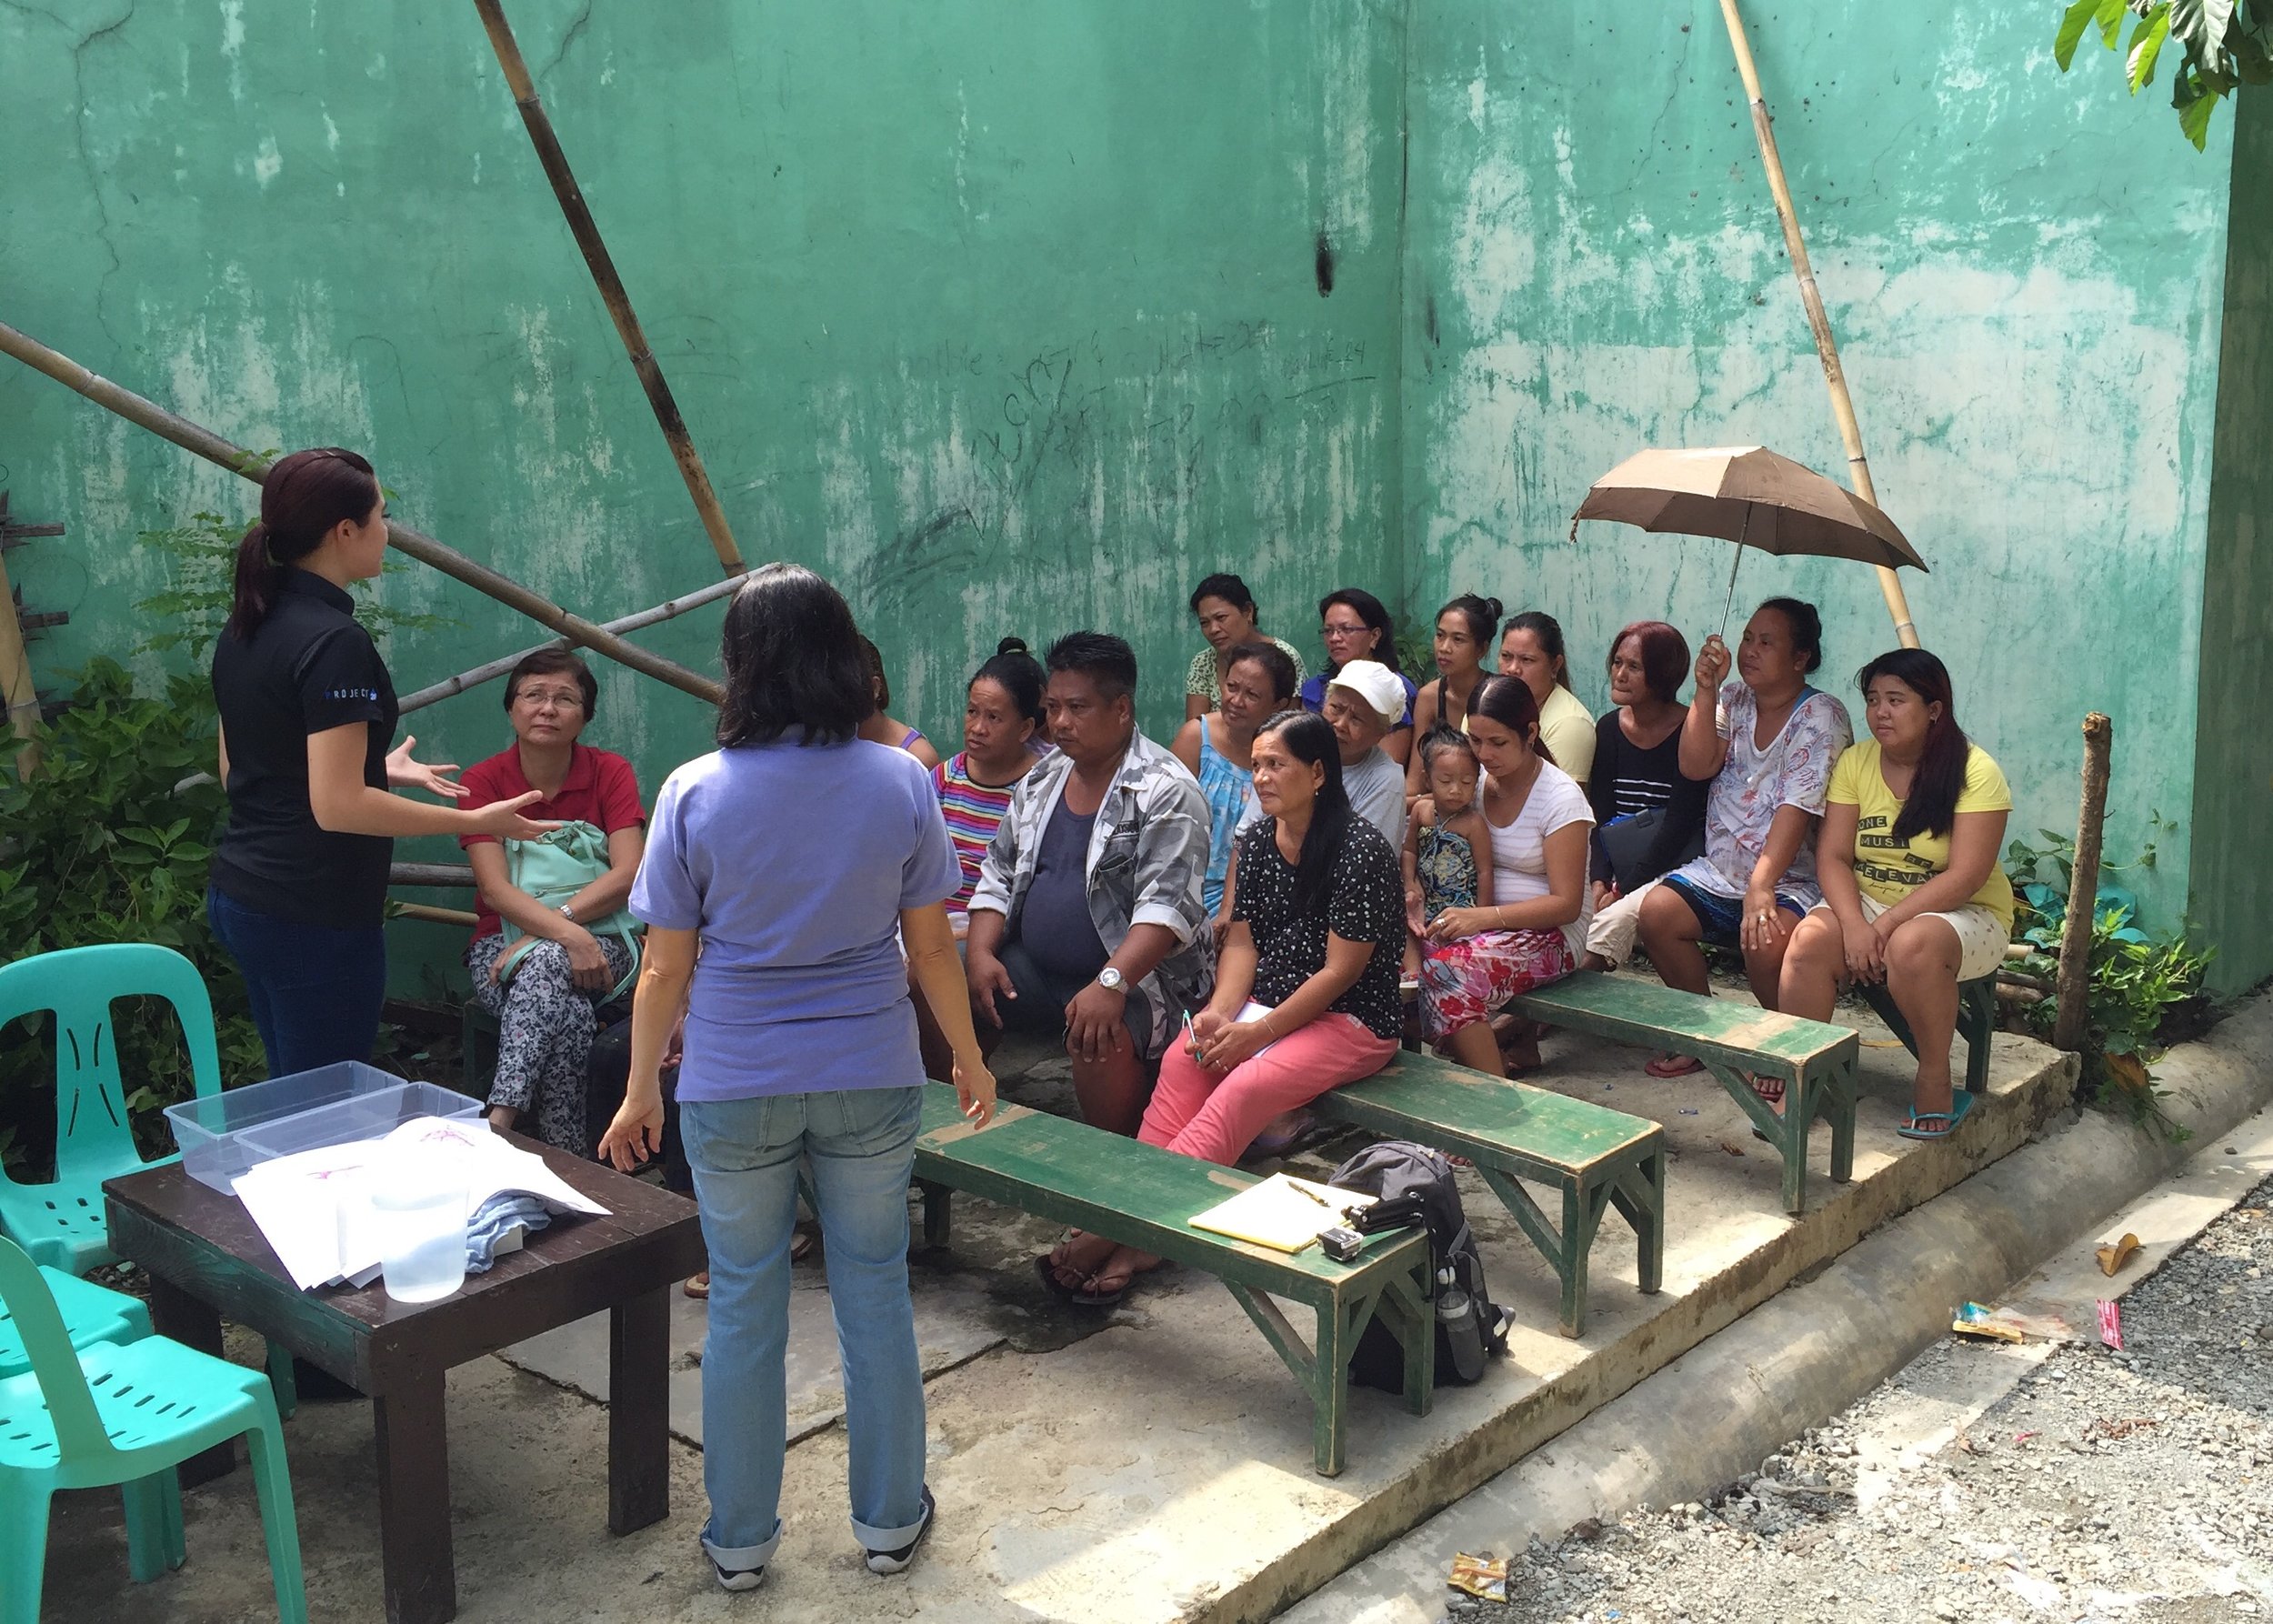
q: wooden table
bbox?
[104,1134,706,1624]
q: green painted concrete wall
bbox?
[1400,2,2237,934]
[4,2,2261,997]
[2190,89,2273,996]
[0,0,1406,997]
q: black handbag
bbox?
[1592,808,1703,895]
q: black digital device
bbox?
[1349,1192,1427,1235]
[1318,1225,1365,1263]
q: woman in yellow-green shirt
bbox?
[1779,648,2013,1141]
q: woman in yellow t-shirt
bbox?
[1779,649,2013,1141]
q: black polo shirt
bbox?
[209,569,398,927]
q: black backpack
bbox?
[1329,1139,1511,1389]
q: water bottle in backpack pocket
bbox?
[1328,1139,1512,1390]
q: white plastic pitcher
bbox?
[373,1169,467,1303]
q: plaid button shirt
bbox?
[968,730,1215,1058]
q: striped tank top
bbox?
[933,749,1042,916]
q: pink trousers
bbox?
[1139,1012,1400,1167]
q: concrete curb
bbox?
[1284,991,2273,1622]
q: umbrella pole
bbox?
[1720,504,1751,639]
[1716,0,1920,650]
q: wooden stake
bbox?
[2053,713,2114,1054]
[0,545,42,775]
[391,862,478,889]
[471,0,746,577]
[398,569,748,714]
[0,316,723,705]
[1717,0,1921,650]
[392,901,480,927]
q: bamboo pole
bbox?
[1716,0,1921,650]
[470,0,746,578]
[393,901,481,927]
[2053,713,2114,1055]
[0,316,723,705]
[392,862,479,888]
[398,569,748,714]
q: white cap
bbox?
[1327,659,1405,729]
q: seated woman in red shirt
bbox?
[460,649,646,1150]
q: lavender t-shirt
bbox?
[631,737,962,1101]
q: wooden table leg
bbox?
[608,1286,671,1534]
[147,1274,235,1485]
[375,1364,455,1624]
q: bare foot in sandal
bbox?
[1645,1052,1704,1078]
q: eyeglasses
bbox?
[1321,621,1368,638]
[514,688,586,708]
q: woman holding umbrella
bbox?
[1634,598,1851,1085]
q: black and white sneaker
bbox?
[864,1486,936,1575]
[709,1557,765,1593]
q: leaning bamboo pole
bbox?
[397,569,749,714]
[0,316,723,704]
[470,0,746,578]
[1716,0,1921,650]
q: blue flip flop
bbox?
[1897,1090,1977,1141]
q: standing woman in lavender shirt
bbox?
[599,565,995,1592]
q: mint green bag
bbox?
[496,819,643,1003]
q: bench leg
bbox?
[1477,1165,1583,1331]
[1557,1179,1617,1339]
[1378,1265,1435,1418]
[1823,1058,1857,1188]
[1606,1144,1667,1297]
[1707,1063,1809,1215]
[1962,979,1995,1095]
[916,1180,953,1248]
[1223,1282,1376,1479]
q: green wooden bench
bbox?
[908,1084,1433,1477]
[1857,976,1997,1098]
[1309,1051,1664,1339]
[1507,972,1859,1216]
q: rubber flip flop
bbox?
[682,1273,710,1299]
[1033,1253,1126,1309]
[1645,1053,1705,1078]
[1897,1090,1977,1141]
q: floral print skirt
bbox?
[1419,927,1577,1044]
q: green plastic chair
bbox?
[0,1264,151,1379]
[0,1235,308,1623]
[0,943,298,1418]
[0,944,223,1274]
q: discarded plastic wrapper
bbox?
[1950,1300,2072,1344]
[2098,1298,2123,1351]
[1448,1552,1510,1603]
[2096,1232,2141,1276]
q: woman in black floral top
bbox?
[1042,711,1403,1306]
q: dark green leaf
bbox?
[2168,0,2238,63]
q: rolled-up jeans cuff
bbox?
[701,1518,782,1571]
[852,1506,926,1551]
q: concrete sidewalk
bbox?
[41,988,2088,1623]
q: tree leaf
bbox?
[2168,0,2238,65]
[2098,0,2133,46]
[2059,0,2109,65]
[2129,6,2173,89]
[2178,80,2223,143]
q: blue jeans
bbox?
[681,1086,928,1567]
[205,887,386,1078]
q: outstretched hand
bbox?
[386,736,468,800]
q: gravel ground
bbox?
[1444,1173,2273,1624]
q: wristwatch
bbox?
[1097,966,1126,993]
[559,901,577,923]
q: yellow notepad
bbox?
[1188,1174,1377,1254]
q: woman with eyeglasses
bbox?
[1297,586,1417,767]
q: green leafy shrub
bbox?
[0,661,266,1171]
[137,509,452,659]
[2005,829,2213,1138]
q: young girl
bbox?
[1402,727,1497,981]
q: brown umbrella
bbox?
[1568,444,1927,630]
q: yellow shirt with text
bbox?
[1827,740,2015,932]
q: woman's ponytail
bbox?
[221,447,381,642]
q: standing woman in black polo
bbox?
[207,447,557,1078]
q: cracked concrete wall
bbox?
[0,0,1404,998]
[1400,3,2238,934]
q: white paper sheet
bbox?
[232,1117,608,1291]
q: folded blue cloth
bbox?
[466,1192,554,1272]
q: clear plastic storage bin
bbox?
[164,1061,483,1192]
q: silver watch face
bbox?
[1098,967,1125,992]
